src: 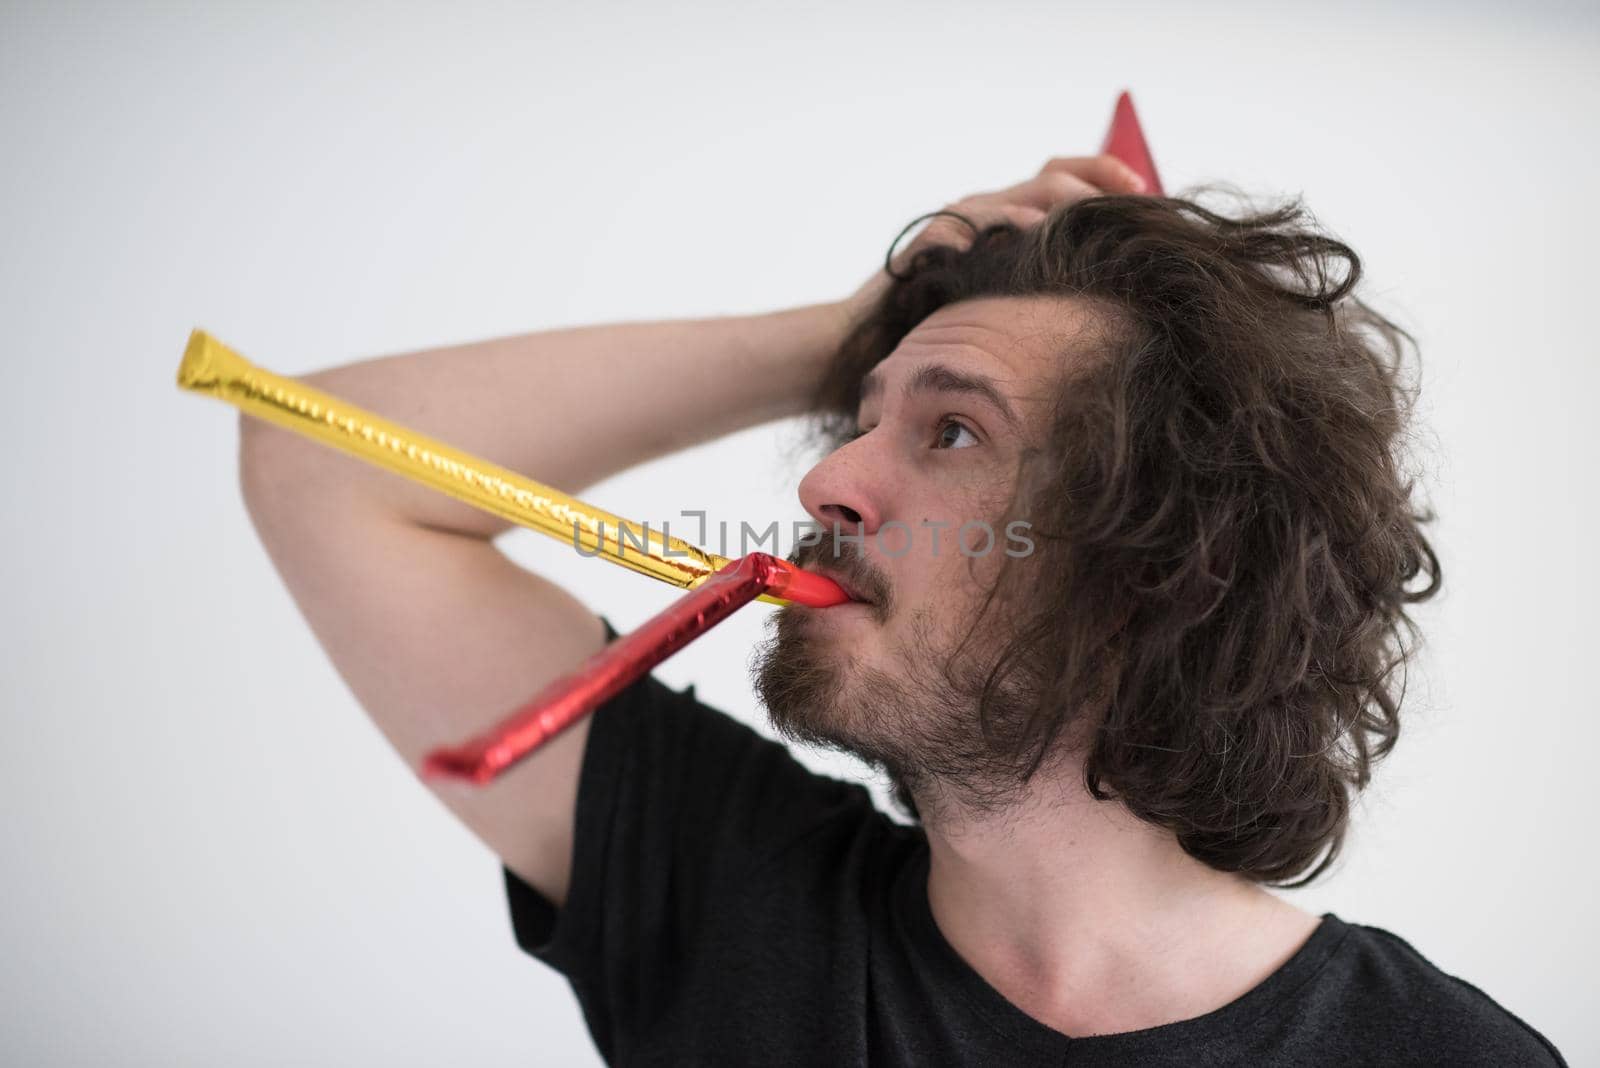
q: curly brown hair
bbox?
[811,191,1441,886]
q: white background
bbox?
[2,1,1595,1064]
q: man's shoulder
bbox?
[1313,916,1564,1065]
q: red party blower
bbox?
[422,554,846,785]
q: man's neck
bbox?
[920,776,1321,1038]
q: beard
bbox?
[751,538,1042,821]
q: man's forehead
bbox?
[880,294,1097,379]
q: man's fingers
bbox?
[888,155,1144,273]
[1040,153,1147,195]
[894,202,1048,267]
[999,203,1049,228]
[988,170,1103,213]
[942,199,1050,237]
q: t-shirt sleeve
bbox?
[500,619,876,1053]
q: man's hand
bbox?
[843,153,1150,319]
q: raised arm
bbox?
[238,304,851,905]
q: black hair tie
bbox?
[884,209,979,282]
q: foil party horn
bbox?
[423,552,802,784]
[175,329,848,608]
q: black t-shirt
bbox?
[502,640,1564,1066]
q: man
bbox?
[240,155,1563,1065]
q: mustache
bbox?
[788,532,894,616]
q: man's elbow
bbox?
[238,413,288,509]
[236,412,328,540]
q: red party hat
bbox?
[1101,91,1163,196]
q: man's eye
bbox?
[934,418,979,450]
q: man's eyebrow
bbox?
[860,362,1020,429]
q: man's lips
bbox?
[811,568,874,606]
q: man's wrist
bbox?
[741,299,861,419]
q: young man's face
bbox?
[755,293,1101,800]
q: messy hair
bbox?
[813,192,1440,885]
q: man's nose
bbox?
[797,438,885,537]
